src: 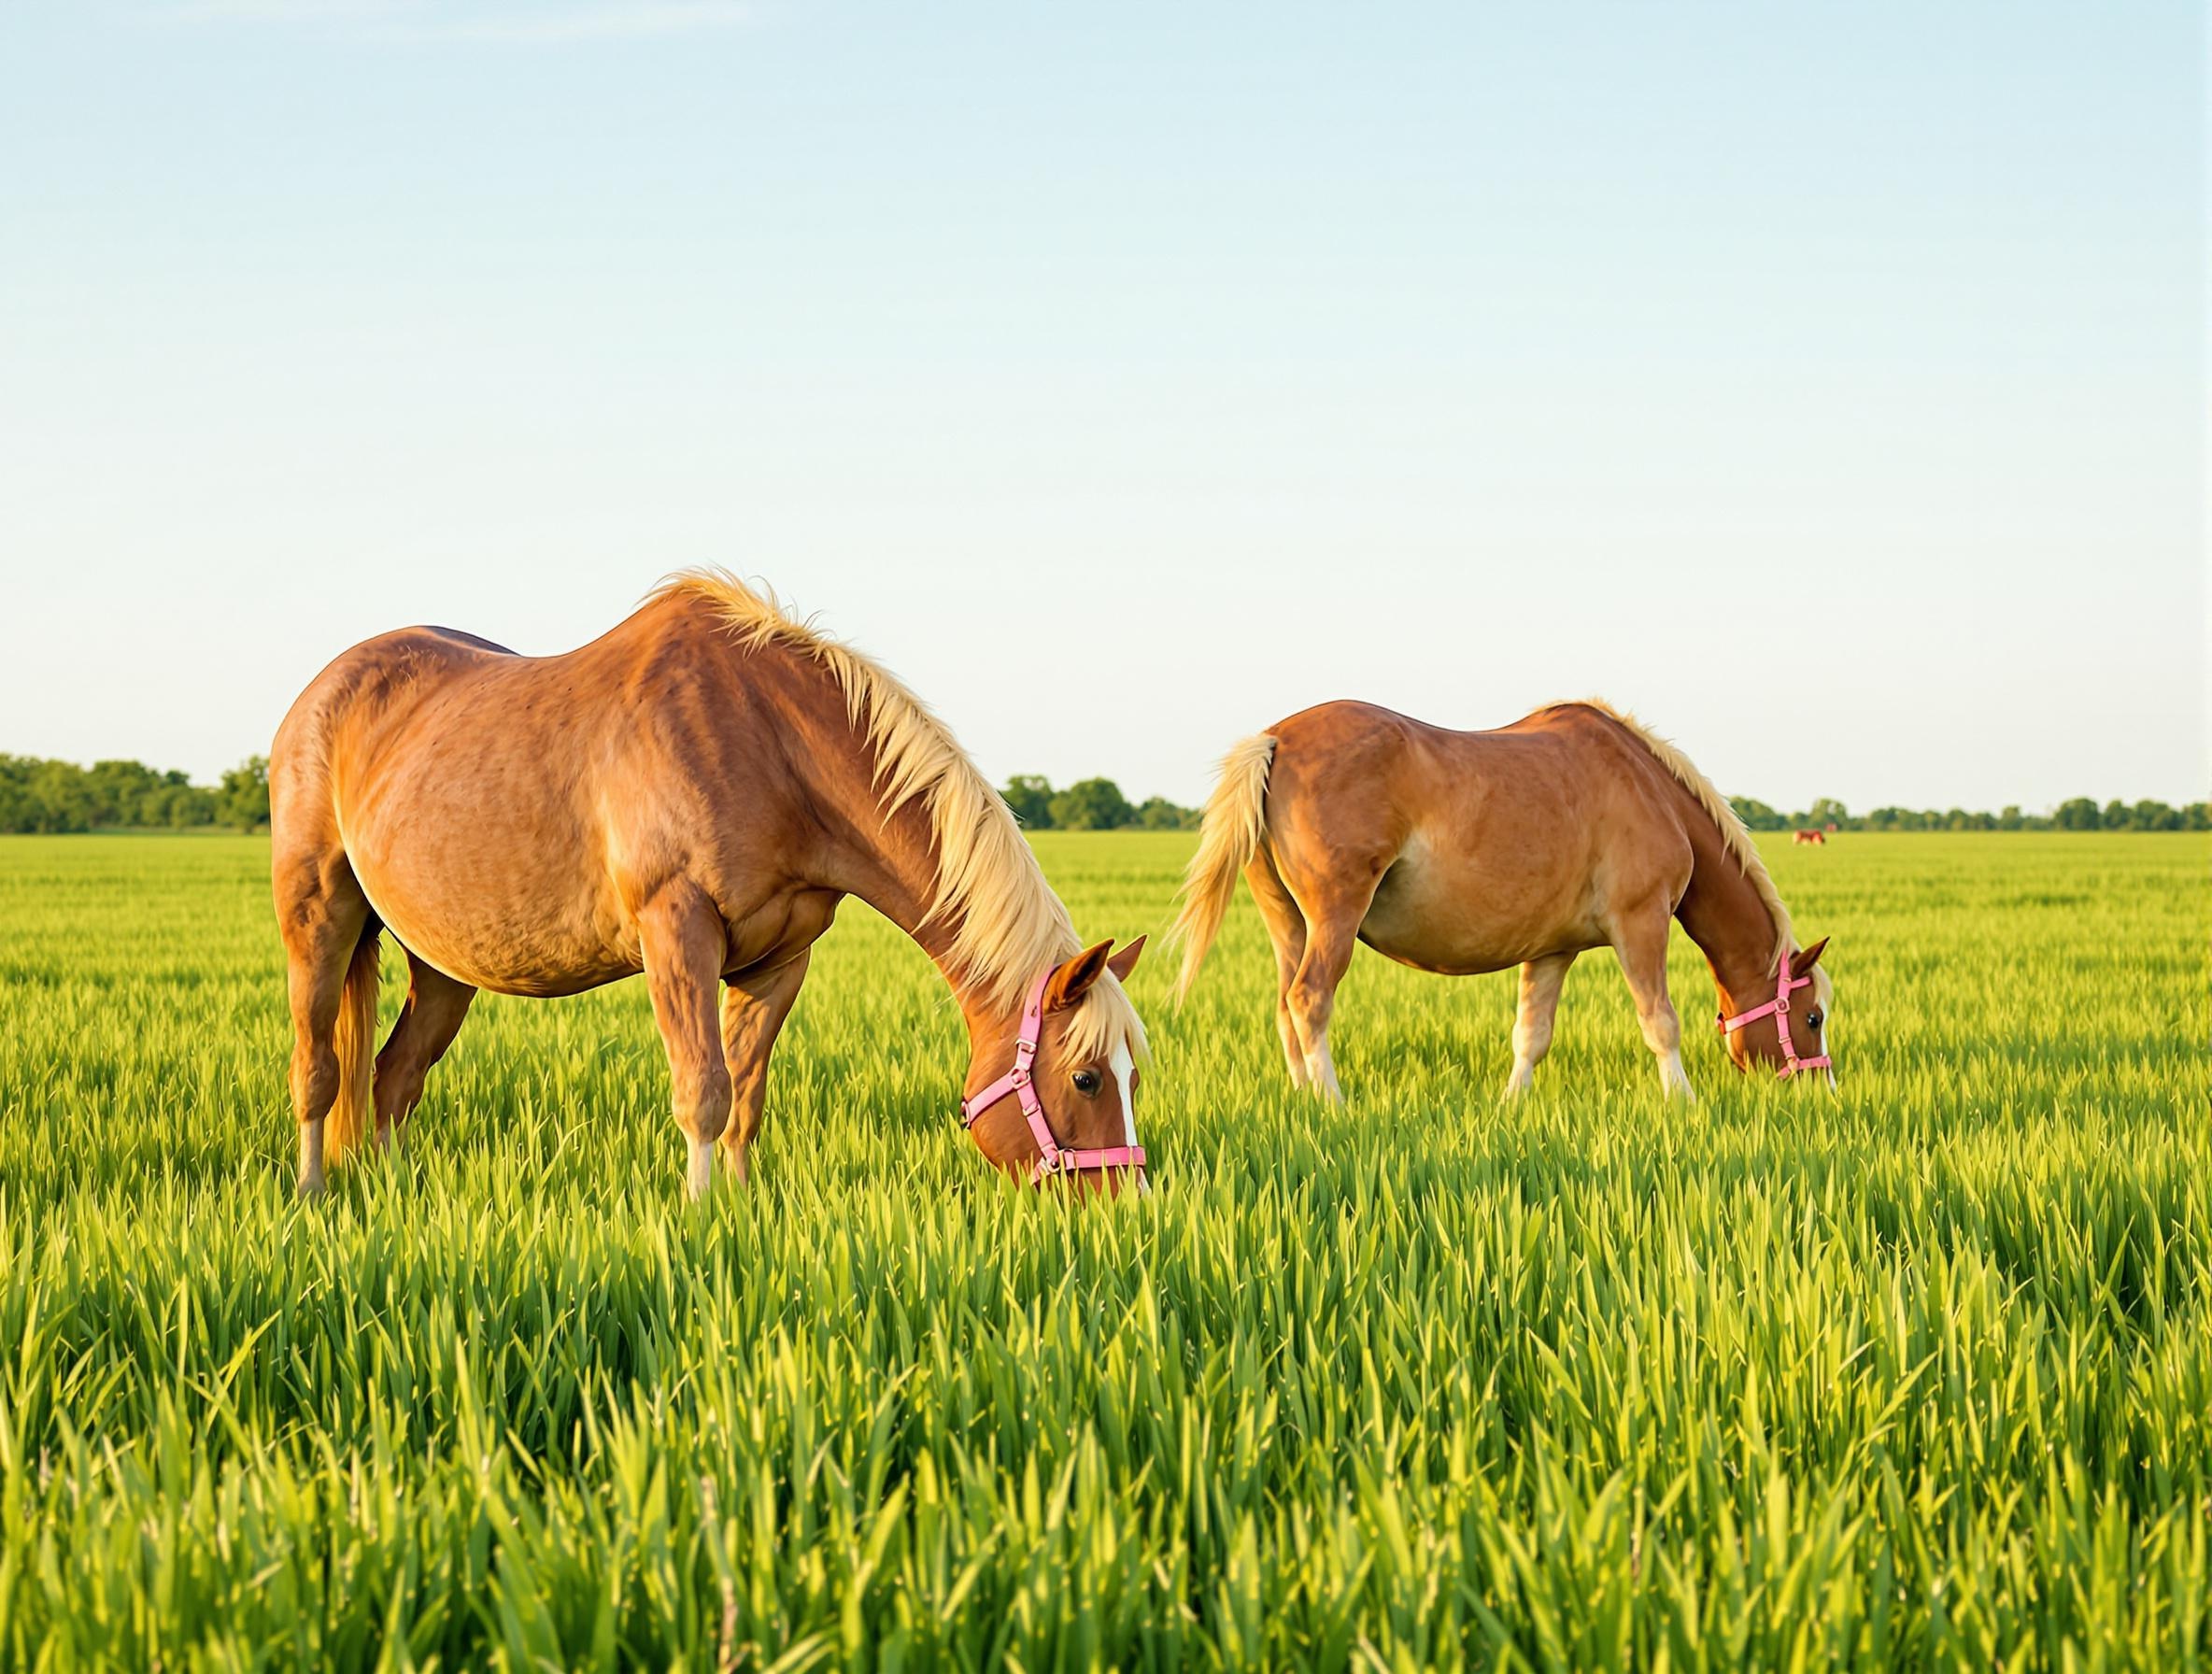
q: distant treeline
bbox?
[2,753,2201,837]
[1728,795,2211,833]
[0,756,269,832]
[999,775,1200,830]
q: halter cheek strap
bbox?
[958,968,1146,1183]
[1717,956,1832,1078]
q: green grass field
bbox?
[0,831,2205,1669]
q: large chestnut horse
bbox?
[1170,700,1831,1099]
[271,574,1148,1198]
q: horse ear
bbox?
[1791,937,1830,977]
[1043,940,1116,1012]
[1106,934,1145,983]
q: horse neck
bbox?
[849,818,1021,1024]
[1669,810,1783,1017]
[762,664,1020,1041]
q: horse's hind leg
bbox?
[274,848,373,1194]
[1242,852,1310,1090]
[1502,951,1576,1099]
[372,949,476,1148]
[1282,872,1382,1103]
[640,886,734,1199]
[1609,905,1694,1099]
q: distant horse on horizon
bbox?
[1793,829,1827,845]
[271,573,1149,1199]
[1170,701,1833,1100]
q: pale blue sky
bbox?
[1,1,2201,811]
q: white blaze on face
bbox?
[1109,1041,1137,1150]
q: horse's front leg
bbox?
[718,948,812,1185]
[1609,905,1694,1100]
[639,887,734,1199]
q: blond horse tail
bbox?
[1170,734,1279,999]
[325,929,381,1164]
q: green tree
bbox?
[2131,799,2180,831]
[0,758,35,832]
[2053,797,2101,831]
[1728,796,1785,831]
[1046,777,1133,831]
[218,757,270,831]
[1806,797,1850,830]
[1133,796,1196,830]
[86,759,165,827]
[153,782,218,828]
[1000,774,1054,829]
[26,759,94,832]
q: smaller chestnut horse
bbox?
[1171,700,1832,1099]
[271,574,1149,1198]
[1793,830,1827,846]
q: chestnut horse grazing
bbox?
[1170,701,1832,1100]
[1793,829,1827,846]
[271,574,1148,1199]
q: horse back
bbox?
[273,626,522,808]
[276,610,758,991]
[1263,699,1670,857]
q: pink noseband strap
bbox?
[959,968,1146,1183]
[1717,953,1831,1078]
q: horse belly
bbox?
[1356,831,1595,975]
[374,885,633,998]
[343,784,636,999]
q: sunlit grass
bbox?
[0,831,2205,1667]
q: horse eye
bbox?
[1071,1069,1101,1096]
[1808,1011,1824,1029]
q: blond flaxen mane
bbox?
[1566,699,1816,988]
[651,571,1144,1057]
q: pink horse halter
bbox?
[1717,957,1831,1078]
[959,967,1146,1183]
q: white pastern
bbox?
[298,1119,325,1195]
[1305,1035,1345,1102]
